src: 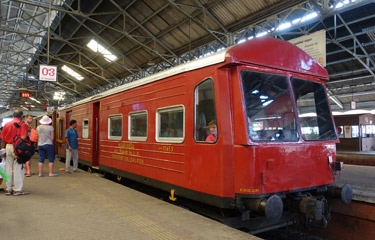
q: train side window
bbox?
[57,117,64,143]
[82,119,89,139]
[194,79,218,143]
[156,105,185,143]
[108,114,122,140]
[129,111,147,141]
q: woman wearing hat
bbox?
[36,115,58,177]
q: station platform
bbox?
[335,164,375,204]
[0,156,258,240]
[336,151,375,166]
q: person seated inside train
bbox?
[205,120,217,142]
[161,123,170,137]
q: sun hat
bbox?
[39,115,52,125]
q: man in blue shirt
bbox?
[65,120,79,173]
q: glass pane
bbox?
[159,108,183,138]
[292,78,336,141]
[130,113,147,137]
[58,119,63,140]
[194,79,218,142]
[351,125,359,138]
[82,120,89,138]
[109,116,122,137]
[241,71,298,141]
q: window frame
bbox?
[82,119,89,139]
[56,116,64,143]
[291,77,337,141]
[240,70,298,142]
[108,114,123,140]
[156,105,185,143]
[128,110,148,142]
[193,78,218,143]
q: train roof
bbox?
[59,37,328,110]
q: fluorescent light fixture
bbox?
[256,31,268,38]
[238,39,246,44]
[255,116,281,121]
[29,97,41,104]
[53,91,66,100]
[329,96,343,109]
[87,39,117,62]
[299,112,317,117]
[21,106,28,110]
[278,22,291,31]
[301,12,318,22]
[292,18,301,24]
[336,2,344,8]
[262,100,274,106]
[62,65,84,81]
[333,109,373,116]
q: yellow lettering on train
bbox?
[159,145,174,152]
[239,188,260,193]
[118,142,135,149]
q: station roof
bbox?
[1,0,374,115]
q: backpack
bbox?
[13,122,35,164]
[30,128,38,142]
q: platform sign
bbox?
[39,65,57,81]
[288,30,326,67]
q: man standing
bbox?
[0,108,29,196]
[65,120,78,173]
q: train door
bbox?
[190,78,222,193]
[66,111,71,128]
[92,102,100,167]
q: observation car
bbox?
[55,37,352,230]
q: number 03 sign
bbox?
[39,65,57,81]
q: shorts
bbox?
[38,144,54,163]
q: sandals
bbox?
[13,190,30,196]
[5,190,13,196]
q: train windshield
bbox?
[291,78,337,141]
[241,71,299,142]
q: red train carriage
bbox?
[56,37,351,230]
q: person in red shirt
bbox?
[0,108,30,196]
[205,120,218,142]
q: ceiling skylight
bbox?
[87,39,117,62]
[62,65,84,81]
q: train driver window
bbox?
[82,119,89,139]
[292,78,336,141]
[241,71,299,142]
[194,79,218,142]
[129,111,147,141]
[156,105,185,143]
[108,114,122,140]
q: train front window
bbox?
[291,78,336,141]
[241,71,298,142]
